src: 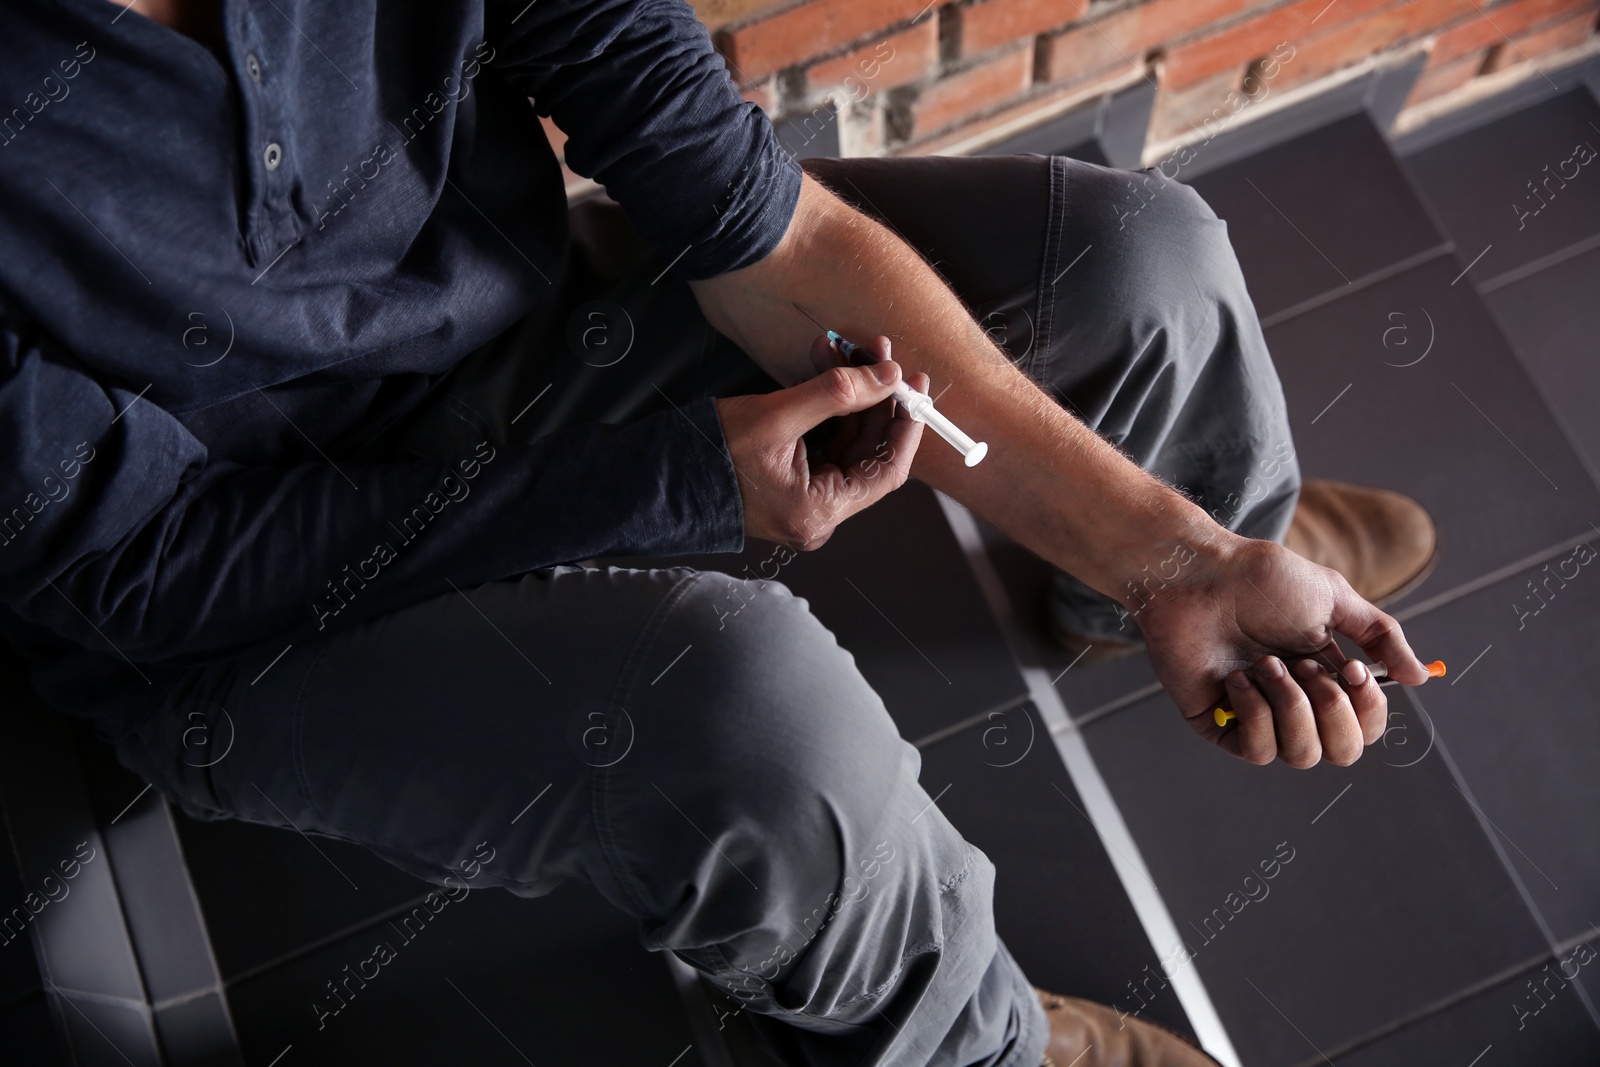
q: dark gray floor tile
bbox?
[1404,88,1600,285]
[0,993,65,1064]
[0,821,44,1006]
[227,879,702,1067]
[615,481,1028,743]
[976,520,1159,719]
[919,704,1196,1040]
[1486,243,1600,489]
[68,724,224,1007]
[0,701,145,1004]
[1396,553,1600,945]
[1333,952,1600,1066]
[56,991,162,1067]
[1264,255,1600,609]
[173,815,432,982]
[1190,114,1448,320]
[1080,685,1548,1066]
[154,991,242,1067]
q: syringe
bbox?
[792,304,989,467]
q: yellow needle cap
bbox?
[1214,707,1236,727]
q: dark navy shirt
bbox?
[0,0,802,717]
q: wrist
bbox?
[1094,499,1243,623]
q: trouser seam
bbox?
[1030,155,1069,384]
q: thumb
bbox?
[770,362,903,440]
[1328,582,1430,684]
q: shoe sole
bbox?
[1365,540,1440,609]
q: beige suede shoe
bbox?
[1283,479,1438,606]
[1035,988,1221,1066]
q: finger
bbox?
[1255,655,1321,769]
[1221,669,1277,766]
[871,379,926,481]
[1292,657,1362,766]
[842,367,928,467]
[808,333,844,375]
[808,417,923,527]
[1327,579,1430,685]
[819,409,865,465]
[769,362,904,441]
[1337,657,1388,746]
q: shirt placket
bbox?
[232,3,302,271]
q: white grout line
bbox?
[935,491,1243,1067]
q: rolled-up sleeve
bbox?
[486,0,803,280]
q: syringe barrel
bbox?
[897,386,986,464]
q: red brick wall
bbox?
[542,0,1599,189]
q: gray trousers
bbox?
[102,154,1298,1066]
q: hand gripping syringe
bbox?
[793,304,989,467]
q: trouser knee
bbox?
[597,572,917,952]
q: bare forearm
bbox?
[691,172,1233,606]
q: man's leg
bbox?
[107,566,1045,1066]
[802,153,1301,642]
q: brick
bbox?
[1428,0,1594,67]
[1405,47,1486,105]
[893,44,1034,140]
[1040,0,1269,86]
[1482,7,1595,69]
[1163,0,1428,90]
[960,0,1090,57]
[1147,66,1251,143]
[804,19,940,97]
[1271,0,1469,91]
[717,0,934,82]
[899,63,1140,152]
[692,0,789,32]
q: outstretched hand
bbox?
[1135,537,1432,768]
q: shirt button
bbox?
[246,54,262,84]
[263,142,282,170]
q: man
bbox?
[0,0,1437,1063]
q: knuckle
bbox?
[822,366,856,406]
